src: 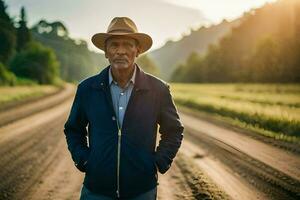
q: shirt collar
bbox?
[108,64,136,86]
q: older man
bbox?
[64,17,184,200]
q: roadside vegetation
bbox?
[171,83,300,143]
[0,84,62,110]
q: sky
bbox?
[6,0,277,52]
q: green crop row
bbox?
[171,83,300,139]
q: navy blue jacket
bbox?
[64,65,184,199]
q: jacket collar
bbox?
[91,64,150,91]
[108,64,136,86]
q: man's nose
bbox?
[116,45,126,54]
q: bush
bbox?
[9,41,60,84]
[15,77,38,85]
[0,62,17,85]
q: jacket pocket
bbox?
[85,133,117,191]
[124,138,156,173]
[120,138,157,192]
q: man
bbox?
[64,17,184,200]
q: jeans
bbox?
[79,184,157,200]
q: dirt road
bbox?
[0,86,299,200]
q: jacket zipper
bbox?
[111,87,138,198]
[116,126,121,198]
[100,81,125,198]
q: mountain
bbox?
[149,19,240,80]
[31,20,108,82]
[170,0,300,83]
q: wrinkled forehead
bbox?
[105,35,138,45]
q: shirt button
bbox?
[120,92,124,96]
[119,106,123,110]
[112,116,116,121]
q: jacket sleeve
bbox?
[155,83,184,174]
[64,84,90,172]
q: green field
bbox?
[171,83,300,143]
[0,85,61,109]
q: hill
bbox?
[31,20,108,82]
[171,0,300,83]
[149,19,240,80]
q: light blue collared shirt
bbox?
[108,65,136,128]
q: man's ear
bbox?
[136,47,141,57]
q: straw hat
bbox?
[91,17,153,53]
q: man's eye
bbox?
[108,42,118,48]
[124,43,134,48]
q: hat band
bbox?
[108,29,136,33]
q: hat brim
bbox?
[91,32,152,54]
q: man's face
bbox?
[105,36,140,70]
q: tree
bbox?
[136,54,160,76]
[170,52,203,82]
[9,41,60,84]
[0,0,10,21]
[0,0,16,64]
[170,63,185,82]
[171,0,300,83]
[31,20,107,82]
[0,61,16,85]
[16,6,31,51]
[248,37,281,82]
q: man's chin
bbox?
[112,63,129,70]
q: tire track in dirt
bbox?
[181,137,269,200]
[180,111,300,182]
[157,160,194,200]
[0,97,84,200]
[23,137,84,200]
[183,128,300,199]
[157,152,229,200]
